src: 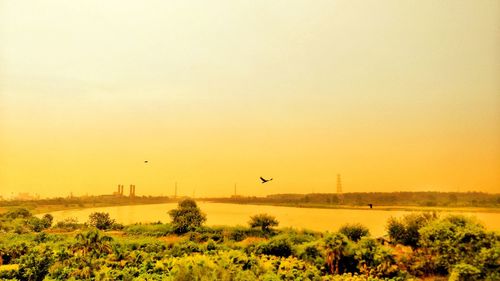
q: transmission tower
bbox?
[337,174,344,204]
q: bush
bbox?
[54,217,81,231]
[248,214,279,232]
[449,263,481,281]
[27,216,52,232]
[88,212,115,230]
[41,214,53,227]
[4,208,32,219]
[169,240,202,257]
[323,233,357,274]
[418,215,499,278]
[339,223,370,242]
[386,212,437,248]
[354,237,399,278]
[255,236,293,257]
[124,223,174,237]
[17,247,54,281]
[296,241,323,267]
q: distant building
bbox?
[113,185,124,196]
[129,185,136,197]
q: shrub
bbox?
[339,223,370,242]
[124,223,174,237]
[449,263,481,281]
[54,217,81,231]
[27,216,53,232]
[17,247,54,281]
[248,214,279,232]
[418,215,499,277]
[4,208,32,219]
[88,212,115,230]
[354,237,399,278]
[41,214,53,228]
[169,240,202,257]
[296,241,324,267]
[255,236,293,257]
[323,233,357,274]
[386,212,437,248]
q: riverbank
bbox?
[0,201,173,215]
[2,200,500,217]
[203,201,500,213]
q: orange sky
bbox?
[1,0,499,198]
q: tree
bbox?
[88,212,115,230]
[323,233,354,274]
[338,223,370,242]
[168,199,207,234]
[72,229,113,257]
[248,213,279,232]
[42,214,54,228]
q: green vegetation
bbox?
[87,212,122,231]
[248,213,279,232]
[168,199,207,234]
[0,199,498,280]
[338,224,370,242]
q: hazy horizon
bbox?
[1,0,499,198]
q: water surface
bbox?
[43,202,500,236]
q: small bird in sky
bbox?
[368,204,373,209]
[144,160,148,163]
[260,177,273,184]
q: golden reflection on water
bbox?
[43,203,500,237]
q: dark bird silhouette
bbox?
[260,177,273,184]
[368,204,373,209]
[144,160,148,163]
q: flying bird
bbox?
[260,177,273,184]
[144,160,148,163]
[368,204,373,209]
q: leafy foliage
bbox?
[88,212,116,230]
[386,212,438,248]
[168,199,207,234]
[248,213,279,232]
[0,207,496,280]
[339,223,370,242]
[18,246,54,281]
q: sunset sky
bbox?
[1,0,499,198]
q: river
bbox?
[42,202,500,236]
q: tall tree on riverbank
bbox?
[168,199,207,234]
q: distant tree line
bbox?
[216,191,500,207]
[0,195,174,209]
